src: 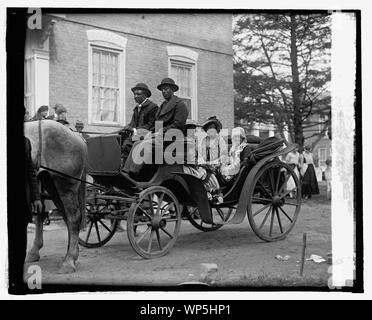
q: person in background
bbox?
[220,127,247,182]
[300,144,320,199]
[285,144,300,198]
[30,105,49,121]
[75,120,90,141]
[324,158,332,200]
[46,103,63,120]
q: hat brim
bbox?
[185,123,201,128]
[157,83,179,92]
[202,120,222,132]
[131,87,152,97]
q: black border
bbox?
[6,7,363,295]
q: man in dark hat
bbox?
[29,105,49,121]
[120,83,158,165]
[122,78,188,176]
[155,77,189,135]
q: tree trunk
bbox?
[290,14,304,149]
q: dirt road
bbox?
[25,183,331,288]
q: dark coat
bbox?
[155,95,189,134]
[128,99,158,132]
[25,137,40,222]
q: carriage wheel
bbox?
[127,186,181,259]
[184,206,233,232]
[79,187,118,248]
[247,160,301,242]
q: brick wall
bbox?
[48,13,233,133]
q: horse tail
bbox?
[78,165,87,231]
[78,141,88,231]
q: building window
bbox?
[318,147,327,167]
[259,130,270,139]
[167,46,198,120]
[24,29,49,118]
[87,30,127,126]
[92,48,119,123]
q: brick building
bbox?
[24,12,234,132]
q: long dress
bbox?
[301,151,320,196]
[220,142,248,179]
[285,151,300,195]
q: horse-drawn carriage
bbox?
[78,133,302,259]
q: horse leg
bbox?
[25,214,44,263]
[58,191,81,274]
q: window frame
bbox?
[167,46,198,121]
[318,147,327,167]
[87,30,127,127]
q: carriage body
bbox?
[79,133,302,258]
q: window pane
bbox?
[259,130,270,139]
[91,47,120,123]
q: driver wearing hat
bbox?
[120,83,158,165]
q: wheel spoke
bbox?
[161,202,175,217]
[98,219,112,233]
[216,208,224,220]
[279,188,298,199]
[268,169,275,194]
[253,202,271,217]
[269,207,275,237]
[190,208,198,215]
[132,221,151,226]
[137,226,151,243]
[278,206,293,223]
[148,195,155,215]
[278,173,291,195]
[160,227,174,239]
[257,179,272,198]
[147,229,155,253]
[85,221,94,243]
[275,168,281,194]
[163,218,179,223]
[94,221,101,243]
[156,193,165,216]
[252,197,271,203]
[258,207,272,230]
[275,207,283,233]
[155,229,162,250]
[137,206,153,219]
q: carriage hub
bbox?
[272,196,284,207]
[152,216,167,229]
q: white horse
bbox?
[24,120,87,273]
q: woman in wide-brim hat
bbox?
[202,116,222,133]
[157,77,179,92]
[131,83,152,97]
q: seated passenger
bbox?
[220,127,248,181]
